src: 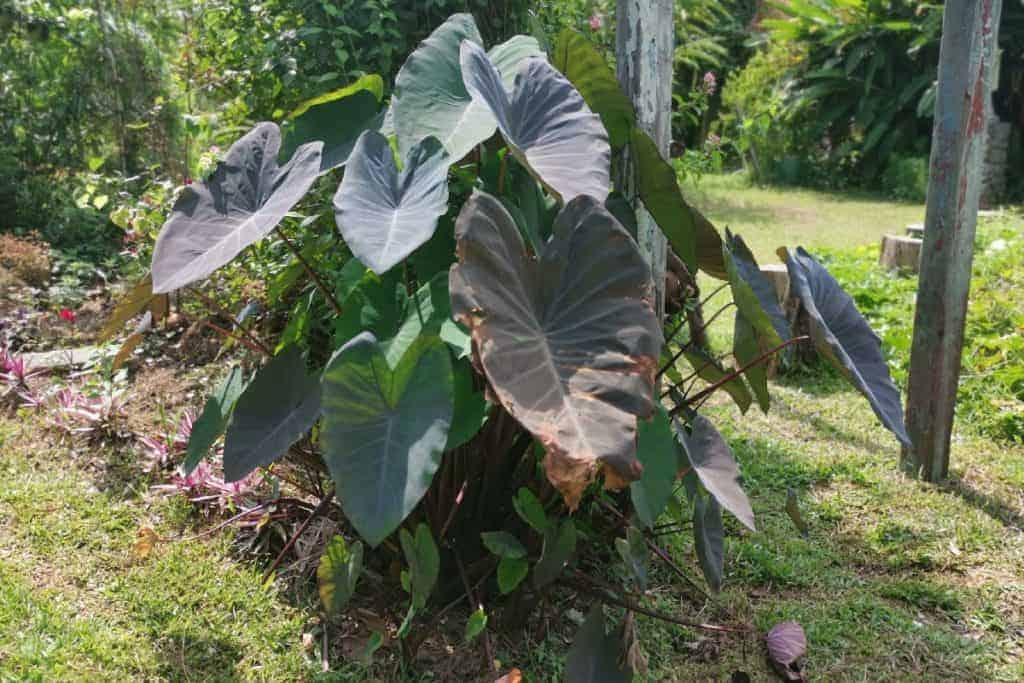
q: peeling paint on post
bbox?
[903,0,1003,481]
[615,0,673,320]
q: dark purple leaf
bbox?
[565,604,630,683]
[460,40,610,203]
[677,414,755,531]
[332,130,450,275]
[151,123,322,293]
[693,493,725,592]
[450,192,662,509]
[780,247,911,446]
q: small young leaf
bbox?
[615,527,647,591]
[497,557,529,594]
[481,531,527,559]
[400,524,440,609]
[533,519,576,589]
[513,487,548,533]
[317,535,363,616]
[363,631,384,662]
[464,606,487,642]
[786,488,809,537]
[693,494,725,593]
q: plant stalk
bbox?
[274,226,343,316]
[262,487,336,581]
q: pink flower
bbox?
[702,71,718,96]
[589,13,603,31]
[59,308,76,323]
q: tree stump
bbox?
[906,223,924,238]
[879,234,922,272]
[758,264,816,372]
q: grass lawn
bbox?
[1,176,1021,681]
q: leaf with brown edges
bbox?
[450,191,662,509]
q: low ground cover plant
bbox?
[103,14,914,678]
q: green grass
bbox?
[1,177,1021,681]
[0,415,315,681]
[684,171,925,263]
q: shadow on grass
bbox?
[940,474,1024,532]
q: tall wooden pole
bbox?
[902,0,1002,481]
[615,0,673,320]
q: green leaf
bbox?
[322,334,453,546]
[183,366,245,474]
[551,30,635,149]
[99,273,153,342]
[615,526,647,591]
[445,360,488,450]
[723,229,789,351]
[682,347,752,414]
[481,531,526,559]
[513,487,548,534]
[464,607,487,642]
[533,519,576,588]
[222,348,322,482]
[693,494,725,592]
[280,74,383,171]
[786,488,809,537]
[733,312,770,413]
[400,523,440,609]
[497,557,529,594]
[317,535,363,615]
[630,405,677,528]
[630,127,697,271]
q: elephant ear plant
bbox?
[135,14,911,677]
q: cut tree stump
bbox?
[906,223,925,238]
[758,264,816,372]
[879,234,923,272]
[759,264,789,303]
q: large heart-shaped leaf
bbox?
[781,246,911,446]
[151,123,322,293]
[565,604,630,683]
[280,74,383,172]
[332,130,450,275]
[450,192,662,509]
[321,333,453,546]
[391,14,544,161]
[223,347,322,482]
[461,40,610,203]
[677,414,755,531]
[551,30,635,149]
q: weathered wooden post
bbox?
[615,0,673,320]
[902,0,1003,481]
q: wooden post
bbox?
[615,0,673,320]
[902,0,1003,481]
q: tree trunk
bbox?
[902,0,1003,481]
[615,0,673,321]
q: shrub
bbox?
[881,155,929,202]
[0,234,51,287]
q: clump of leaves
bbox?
[120,13,912,678]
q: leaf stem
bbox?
[274,226,343,317]
[451,544,495,674]
[657,302,735,379]
[672,335,811,416]
[202,320,270,357]
[191,287,272,356]
[262,486,336,581]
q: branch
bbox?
[275,226,343,316]
[670,335,810,416]
[262,487,336,581]
[191,287,272,356]
[564,579,750,634]
[203,320,270,357]
[657,302,735,378]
